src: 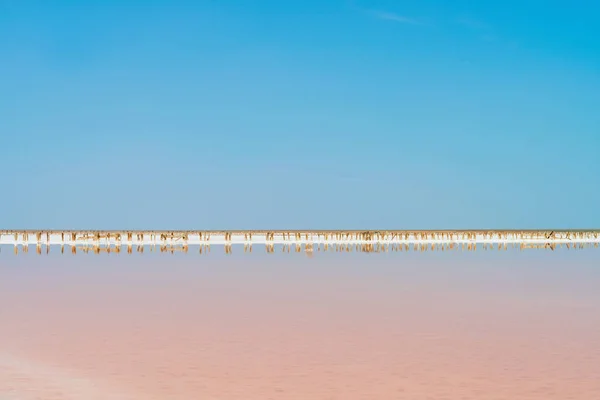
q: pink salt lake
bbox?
[1,249,599,399]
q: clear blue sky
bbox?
[1,0,599,229]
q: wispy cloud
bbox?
[370,10,426,26]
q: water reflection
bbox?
[2,241,599,256]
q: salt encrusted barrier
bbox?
[0,230,599,255]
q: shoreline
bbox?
[0,230,598,254]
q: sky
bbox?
[1,0,599,230]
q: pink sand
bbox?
[1,251,599,399]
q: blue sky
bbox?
[1,0,599,229]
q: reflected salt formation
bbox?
[0,230,599,255]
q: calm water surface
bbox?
[1,250,599,399]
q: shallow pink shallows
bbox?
[1,250,600,399]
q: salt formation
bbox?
[0,230,598,255]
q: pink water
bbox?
[1,251,599,399]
